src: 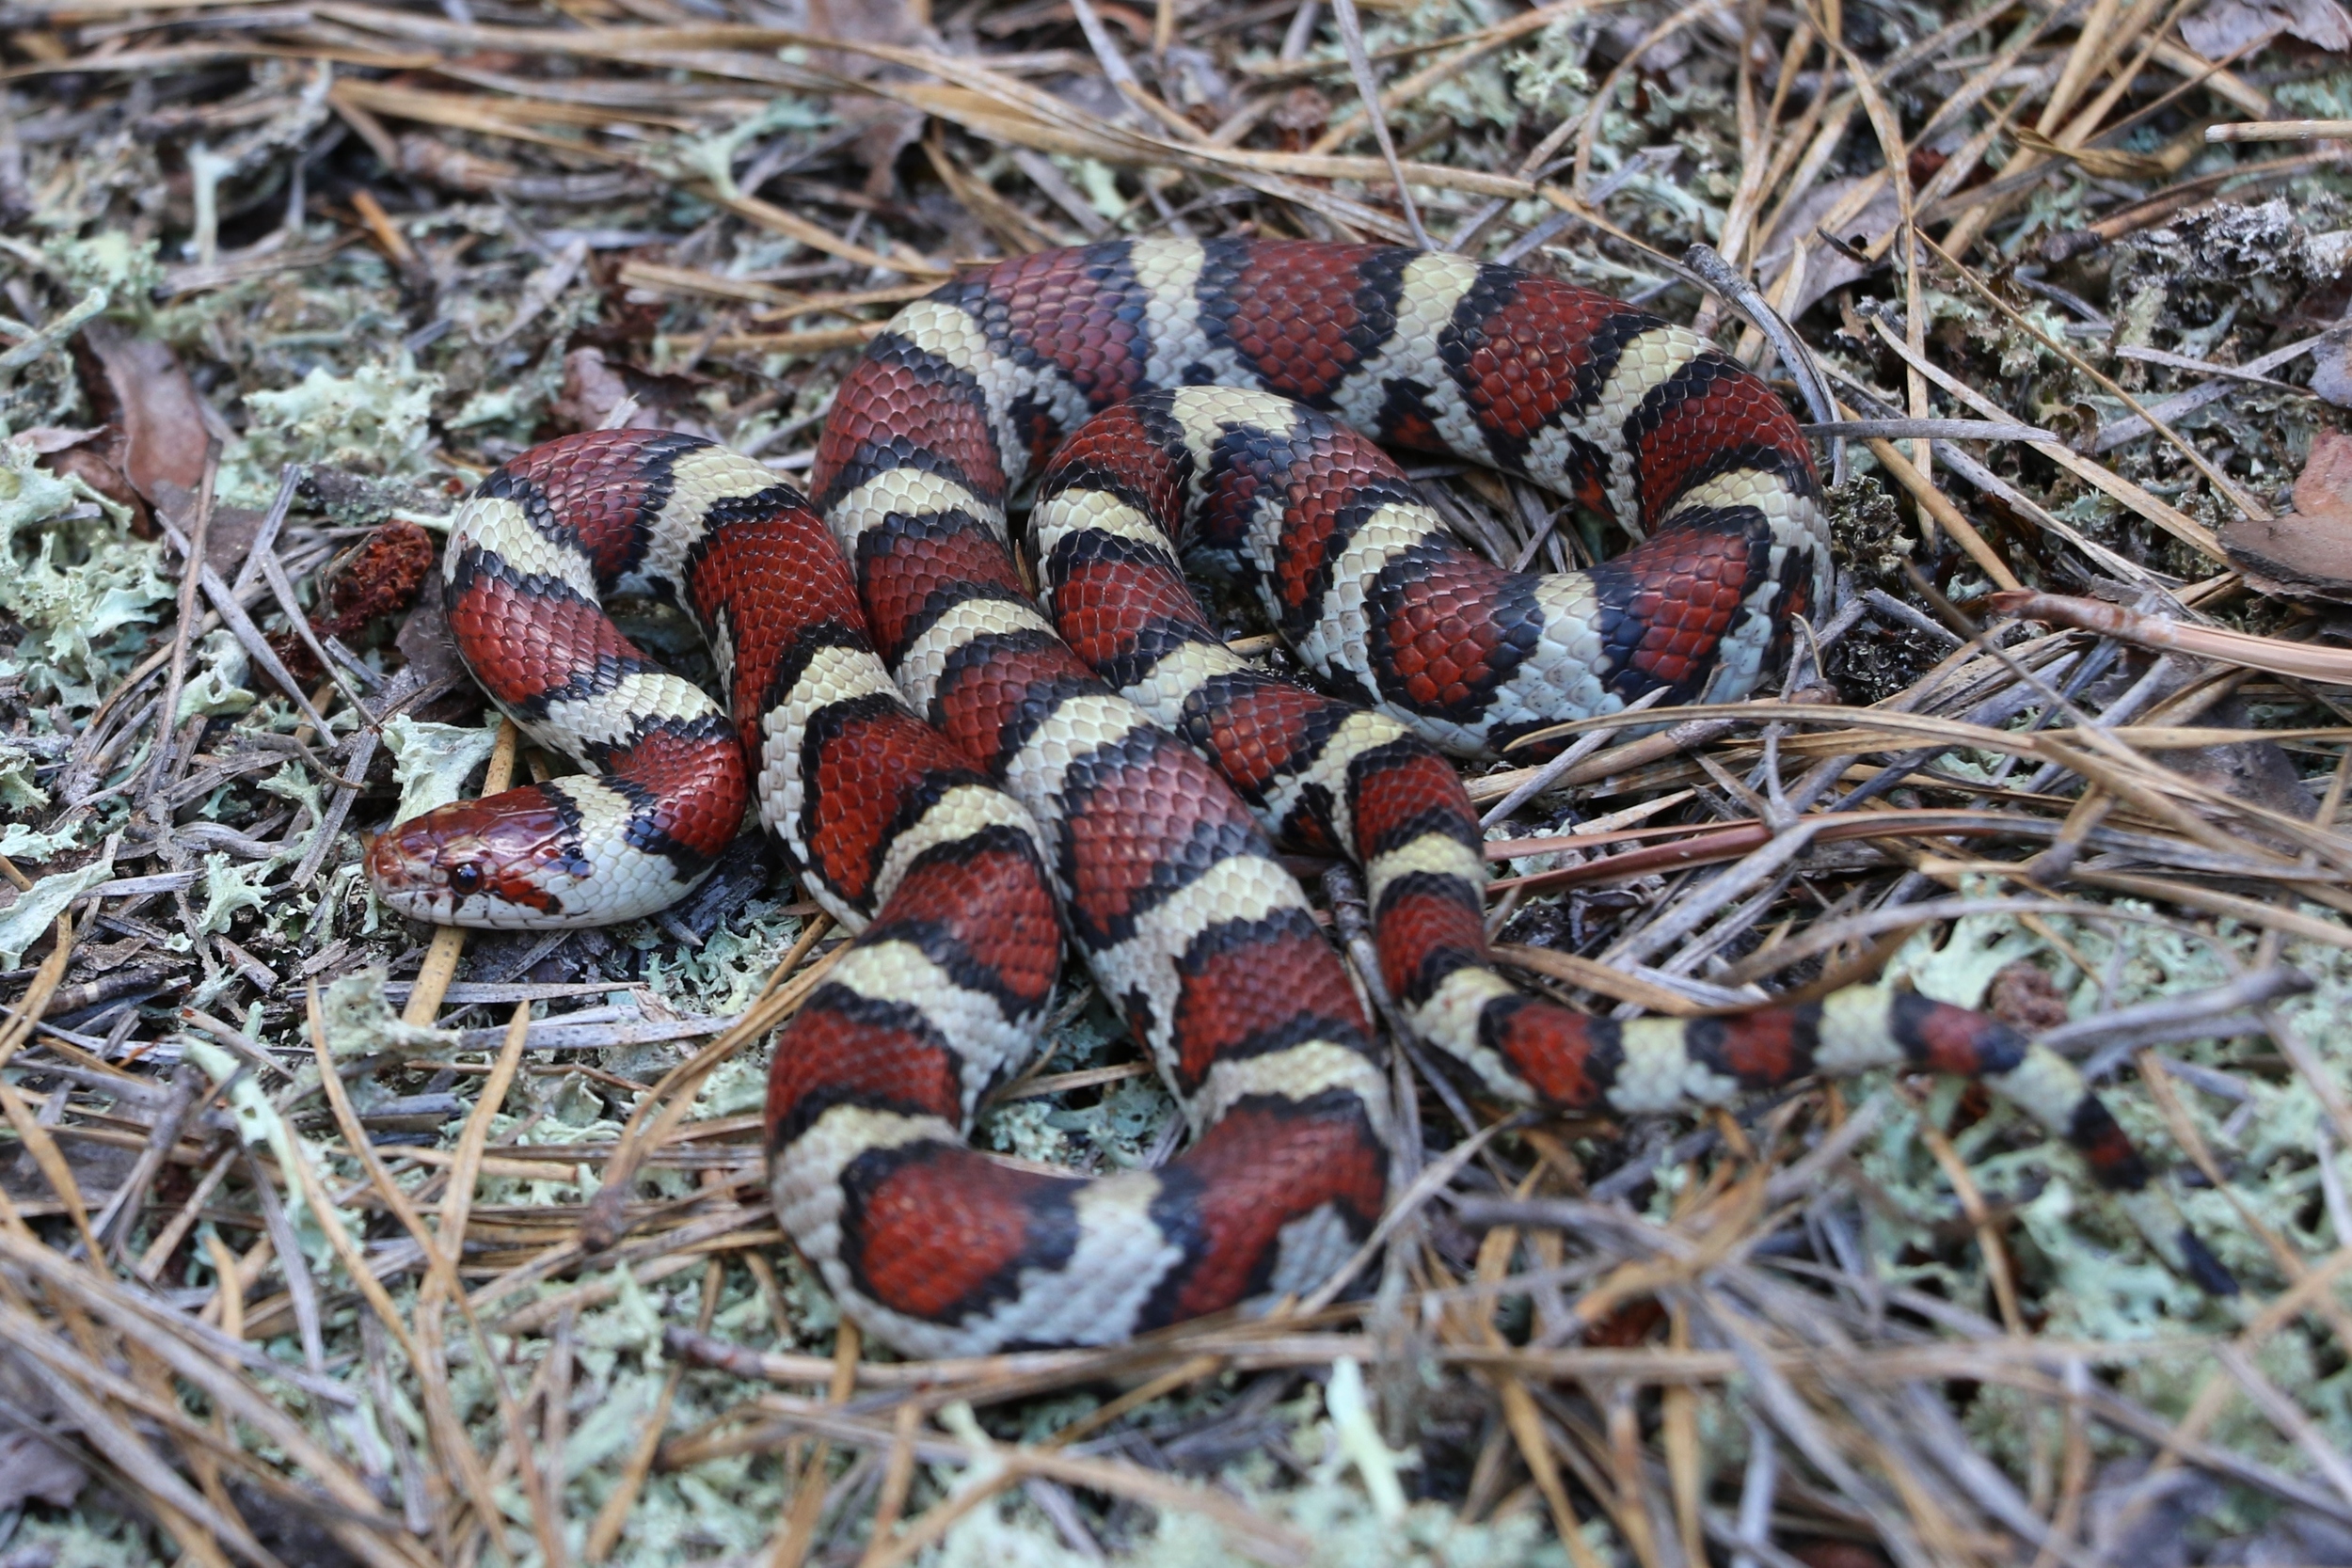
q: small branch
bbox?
[1991,592,2352,685]
[1799,417,2055,442]
[2207,119,2352,143]
[1327,0,1430,247]
[141,440,222,812]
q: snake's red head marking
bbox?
[367,790,585,928]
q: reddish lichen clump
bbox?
[270,520,437,685]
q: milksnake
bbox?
[370,238,2223,1356]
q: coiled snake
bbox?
[370,239,2219,1355]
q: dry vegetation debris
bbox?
[3,0,2352,1560]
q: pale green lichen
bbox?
[1498,16,1594,126]
[239,352,446,488]
[1838,894,2352,1497]
[645,895,806,1018]
[183,1030,352,1235]
[0,1512,159,1568]
[0,818,84,864]
[258,758,325,822]
[315,965,460,1059]
[45,230,166,321]
[176,627,257,722]
[692,1051,770,1120]
[0,737,50,816]
[930,1376,1576,1568]
[1884,895,2042,1007]
[647,96,834,202]
[1326,1357,1412,1521]
[447,339,572,448]
[0,439,174,709]
[253,761,325,878]
[0,839,112,966]
[380,713,505,826]
[976,991,1180,1169]
[194,851,273,938]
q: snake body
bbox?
[370,239,2221,1355]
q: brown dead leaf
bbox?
[75,322,212,506]
[394,576,479,720]
[2183,0,2352,56]
[145,480,270,583]
[2295,427,2352,517]
[1273,87,1333,150]
[0,1431,87,1513]
[548,347,717,437]
[779,0,923,57]
[2222,427,2352,599]
[0,1356,82,1516]
[4,426,100,456]
[2151,685,2321,827]
[2312,331,2352,407]
[1756,178,1899,321]
[845,101,926,199]
[38,446,150,533]
[2085,646,2324,824]
[18,409,146,533]
[551,346,664,434]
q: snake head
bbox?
[366,790,587,929]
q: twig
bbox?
[2114,344,2314,395]
[1481,687,1671,827]
[399,720,520,1028]
[2096,323,2351,450]
[157,511,339,735]
[2207,119,2352,142]
[1853,420,2022,592]
[2039,968,2313,1065]
[1684,243,1842,467]
[1326,0,1428,246]
[1799,417,2054,441]
[141,439,222,811]
[1991,592,2352,685]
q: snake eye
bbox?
[449,863,483,897]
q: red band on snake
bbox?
[370,239,2228,1355]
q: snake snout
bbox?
[365,813,473,924]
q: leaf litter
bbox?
[4,0,2352,1561]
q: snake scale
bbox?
[369,238,2222,1355]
